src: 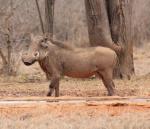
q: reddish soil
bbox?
[0,97,150,118]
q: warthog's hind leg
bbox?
[98,69,116,96]
[55,82,60,97]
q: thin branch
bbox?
[35,0,45,34]
[2,1,27,21]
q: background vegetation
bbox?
[0,0,150,76]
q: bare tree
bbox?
[0,0,14,75]
[0,0,45,76]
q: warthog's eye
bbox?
[34,51,39,57]
[40,39,44,43]
[25,44,29,50]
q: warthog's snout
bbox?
[22,51,39,66]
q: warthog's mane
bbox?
[49,38,75,50]
[33,35,75,51]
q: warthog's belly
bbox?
[65,72,95,78]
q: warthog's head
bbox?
[22,35,49,66]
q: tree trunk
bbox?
[85,0,134,79]
[107,0,134,79]
[85,0,112,46]
[45,0,55,38]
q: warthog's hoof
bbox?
[108,93,117,96]
[47,92,52,96]
[108,94,115,96]
[108,92,116,96]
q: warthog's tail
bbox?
[113,53,123,79]
[112,43,124,55]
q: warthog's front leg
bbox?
[47,75,60,97]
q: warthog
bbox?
[22,35,117,97]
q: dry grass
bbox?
[0,112,150,129]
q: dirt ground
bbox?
[0,76,150,97]
[0,96,150,129]
[0,97,150,129]
[0,46,150,129]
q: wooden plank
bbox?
[0,96,150,106]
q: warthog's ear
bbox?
[44,37,48,42]
[43,33,49,41]
[40,42,48,49]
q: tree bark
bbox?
[85,0,134,79]
[45,0,55,38]
[107,0,134,79]
[84,0,121,52]
[85,0,112,45]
